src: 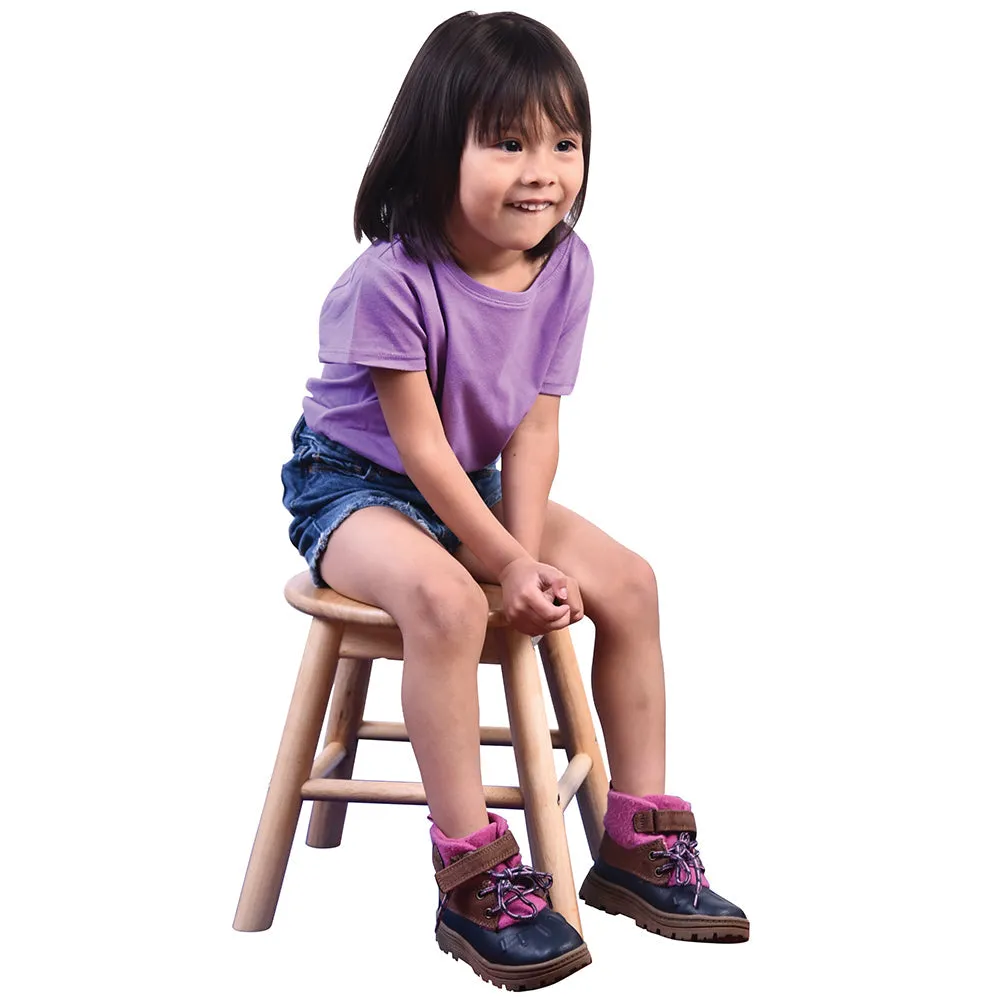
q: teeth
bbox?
[512,202,551,212]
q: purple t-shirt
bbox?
[302,229,594,474]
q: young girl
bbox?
[282,10,748,990]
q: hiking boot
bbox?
[579,789,750,943]
[431,811,592,990]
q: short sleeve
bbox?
[317,256,428,370]
[540,245,594,395]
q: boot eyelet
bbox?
[654,865,665,877]
[475,889,488,898]
[648,851,657,860]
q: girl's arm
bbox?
[371,368,530,579]
[499,394,561,560]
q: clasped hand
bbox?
[497,555,584,637]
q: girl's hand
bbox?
[497,556,584,637]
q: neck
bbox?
[444,211,534,280]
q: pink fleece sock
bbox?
[603,787,710,889]
[429,812,549,928]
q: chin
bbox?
[510,236,542,251]
[509,227,556,248]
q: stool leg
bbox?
[233,617,343,931]
[501,629,583,936]
[539,629,610,861]
[305,656,373,848]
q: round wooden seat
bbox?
[284,570,507,628]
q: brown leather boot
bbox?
[431,812,592,990]
[579,790,749,943]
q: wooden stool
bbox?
[233,572,610,934]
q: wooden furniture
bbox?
[233,572,610,934]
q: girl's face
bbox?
[446,111,585,266]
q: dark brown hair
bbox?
[353,10,591,264]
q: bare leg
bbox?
[319,505,491,840]
[591,613,666,799]
[400,616,491,838]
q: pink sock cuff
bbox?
[428,811,548,927]
[603,788,663,848]
[644,793,693,812]
[429,811,510,867]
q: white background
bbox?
[2,1,997,997]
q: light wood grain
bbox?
[356,719,564,749]
[309,741,347,780]
[285,571,506,628]
[501,629,583,935]
[301,778,525,809]
[540,628,610,860]
[557,753,594,812]
[233,617,343,931]
[305,657,372,848]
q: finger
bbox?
[541,604,572,629]
[528,603,568,631]
[527,610,567,635]
[540,571,569,599]
[552,588,576,614]
[542,596,572,622]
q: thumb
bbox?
[541,570,569,602]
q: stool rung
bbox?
[310,741,347,779]
[556,753,593,811]
[357,720,564,749]
[302,777,525,809]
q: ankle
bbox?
[429,810,491,842]
[608,779,663,798]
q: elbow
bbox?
[396,433,453,476]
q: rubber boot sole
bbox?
[435,921,592,991]
[579,870,750,943]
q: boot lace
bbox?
[436,862,553,927]
[648,832,707,907]
[477,863,553,920]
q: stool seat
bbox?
[284,572,512,663]
[234,572,610,939]
[285,571,506,626]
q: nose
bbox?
[519,148,559,187]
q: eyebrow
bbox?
[497,122,582,139]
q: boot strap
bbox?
[434,830,521,893]
[633,808,698,836]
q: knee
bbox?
[598,554,659,627]
[404,572,490,645]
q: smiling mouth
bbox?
[507,201,554,213]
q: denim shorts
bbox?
[281,416,502,588]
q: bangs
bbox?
[470,69,586,146]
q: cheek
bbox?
[463,177,504,216]
[455,179,482,218]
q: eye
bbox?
[496,138,579,153]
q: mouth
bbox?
[507,201,554,213]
